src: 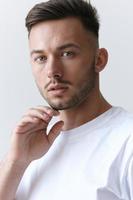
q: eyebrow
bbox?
[30,43,80,57]
[30,50,44,57]
[57,43,80,50]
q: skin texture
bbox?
[0,17,111,200]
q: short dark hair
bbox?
[25,0,100,38]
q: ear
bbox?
[95,48,108,73]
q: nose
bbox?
[47,56,63,79]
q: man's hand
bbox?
[9,106,64,165]
[0,106,63,200]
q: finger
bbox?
[34,106,59,116]
[17,116,40,126]
[48,121,64,144]
[15,124,46,136]
[15,119,47,134]
[23,109,51,124]
[14,106,60,134]
[24,106,59,123]
[14,116,47,133]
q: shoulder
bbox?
[107,107,133,136]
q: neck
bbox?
[59,89,112,131]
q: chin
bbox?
[46,93,84,110]
[48,99,80,111]
[49,102,69,111]
[47,100,69,110]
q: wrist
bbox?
[4,154,30,171]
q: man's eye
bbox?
[62,51,74,57]
[34,56,47,64]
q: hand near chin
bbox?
[9,106,64,165]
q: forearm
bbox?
[0,156,28,200]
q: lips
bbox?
[48,84,68,91]
[47,84,68,95]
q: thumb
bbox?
[48,121,64,144]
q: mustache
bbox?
[45,78,71,89]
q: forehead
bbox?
[29,17,96,51]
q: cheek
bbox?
[75,66,94,87]
[32,67,47,88]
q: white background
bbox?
[0,0,133,159]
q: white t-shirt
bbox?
[15,107,133,200]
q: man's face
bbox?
[29,17,98,110]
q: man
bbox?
[0,0,133,199]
